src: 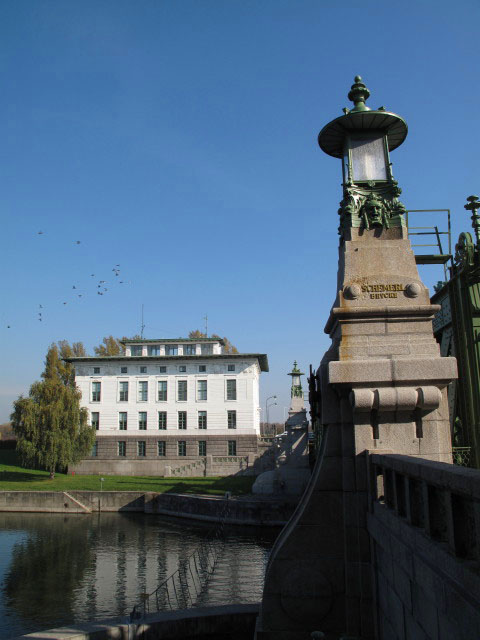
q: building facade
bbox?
[66,337,268,476]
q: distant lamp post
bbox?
[288,361,304,398]
[266,395,277,435]
[318,75,408,235]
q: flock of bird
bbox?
[5,232,131,329]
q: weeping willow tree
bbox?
[11,343,95,478]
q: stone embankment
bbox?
[10,603,259,640]
[0,490,295,525]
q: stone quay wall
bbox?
[367,453,480,640]
[11,603,260,640]
[0,490,294,525]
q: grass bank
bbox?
[0,451,255,495]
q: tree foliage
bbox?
[93,335,126,356]
[188,330,238,354]
[11,344,95,478]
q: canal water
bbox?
[0,512,279,639]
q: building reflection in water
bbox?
[0,512,278,639]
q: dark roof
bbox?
[65,353,269,372]
[121,337,226,345]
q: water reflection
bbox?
[0,512,278,639]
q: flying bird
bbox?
[91,274,95,277]
[38,231,44,235]
[63,302,67,305]
[72,286,76,289]
[78,294,82,298]
[7,325,10,328]
[75,240,81,244]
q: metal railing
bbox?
[452,446,472,468]
[129,501,230,622]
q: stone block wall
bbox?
[72,434,260,476]
[367,453,480,640]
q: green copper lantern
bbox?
[318,76,409,236]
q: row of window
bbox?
[91,440,237,457]
[92,364,236,375]
[91,410,237,430]
[91,379,237,403]
[128,344,215,356]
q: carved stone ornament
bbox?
[338,180,407,236]
[349,386,442,413]
[405,282,421,298]
[343,283,362,300]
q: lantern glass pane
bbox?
[350,134,387,181]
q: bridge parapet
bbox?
[368,453,480,639]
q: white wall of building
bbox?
[73,357,262,437]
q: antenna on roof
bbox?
[141,304,145,339]
[204,314,208,337]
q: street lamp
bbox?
[318,75,408,235]
[266,395,277,436]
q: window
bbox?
[91,441,98,457]
[148,345,160,356]
[228,440,237,456]
[197,380,207,401]
[118,441,126,457]
[119,412,127,430]
[198,441,207,456]
[158,441,166,456]
[138,381,148,401]
[179,365,186,373]
[199,365,206,373]
[140,366,147,374]
[198,411,207,429]
[226,379,237,400]
[91,412,100,430]
[165,345,178,355]
[159,366,167,373]
[131,346,142,356]
[93,367,100,374]
[119,381,129,402]
[138,412,147,430]
[177,380,187,401]
[178,441,186,456]
[137,441,146,457]
[201,344,213,355]
[228,364,235,372]
[228,410,236,429]
[121,366,128,374]
[184,345,196,355]
[158,380,167,401]
[92,381,101,402]
[178,411,187,429]
[158,411,167,430]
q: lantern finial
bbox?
[465,195,480,245]
[347,75,371,113]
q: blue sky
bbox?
[1,0,479,422]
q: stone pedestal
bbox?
[255,227,457,639]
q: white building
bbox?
[66,337,269,476]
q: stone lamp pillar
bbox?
[255,77,457,640]
[287,361,307,422]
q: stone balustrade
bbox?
[367,453,480,639]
